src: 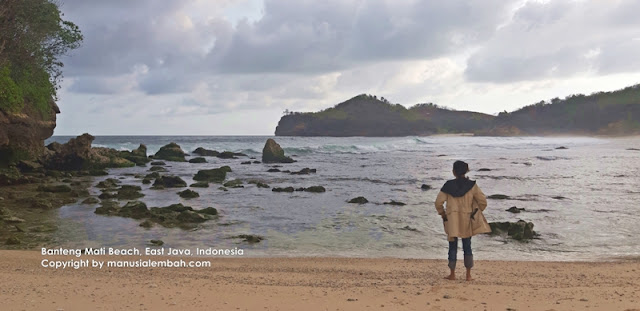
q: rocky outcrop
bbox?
[489,220,536,241]
[262,139,294,163]
[193,166,231,183]
[153,143,186,162]
[120,144,150,166]
[0,100,58,167]
[43,134,135,171]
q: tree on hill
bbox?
[0,0,82,117]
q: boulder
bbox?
[118,201,150,219]
[232,234,264,243]
[489,220,536,241]
[305,186,326,193]
[120,144,151,166]
[383,200,406,206]
[272,187,294,193]
[348,197,368,204]
[96,178,120,189]
[241,161,251,165]
[152,176,187,188]
[223,180,244,188]
[178,189,200,199]
[488,194,510,200]
[17,160,43,173]
[290,168,316,175]
[149,166,167,172]
[192,147,219,157]
[149,239,164,246]
[506,206,525,213]
[478,168,492,172]
[262,139,294,163]
[43,134,135,170]
[139,220,154,228]
[189,157,207,164]
[190,182,209,188]
[116,185,145,200]
[421,184,432,190]
[150,161,166,166]
[197,207,218,216]
[153,143,186,162]
[193,167,230,183]
[267,168,281,173]
[176,210,207,223]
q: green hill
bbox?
[275,84,640,136]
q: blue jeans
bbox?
[448,237,473,270]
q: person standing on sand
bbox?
[435,160,491,281]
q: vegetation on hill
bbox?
[276,94,493,136]
[0,0,82,118]
[276,85,640,137]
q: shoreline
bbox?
[2,250,639,310]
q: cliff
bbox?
[0,100,58,166]
[275,95,493,136]
[275,84,640,137]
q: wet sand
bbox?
[1,251,639,310]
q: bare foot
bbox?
[466,275,474,281]
[444,275,456,280]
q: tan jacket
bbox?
[435,183,491,241]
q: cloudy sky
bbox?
[55,0,640,135]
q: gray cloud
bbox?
[465,0,640,83]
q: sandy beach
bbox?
[0,251,638,311]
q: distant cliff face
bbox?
[0,100,58,166]
[275,95,494,137]
[276,85,640,137]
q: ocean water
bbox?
[44,135,640,261]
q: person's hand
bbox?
[441,214,448,222]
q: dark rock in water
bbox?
[218,187,228,192]
[555,146,568,150]
[348,197,369,204]
[627,148,640,151]
[176,210,207,223]
[153,176,187,188]
[400,226,419,232]
[248,180,270,188]
[94,200,120,215]
[198,207,218,216]
[384,200,406,206]
[142,178,152,185]
[139,220,153,228]
[116,185,144,200]
[118,201,150,219]
[149,166,168,172]
[153,143,186,162]
[241,161,251,165]
[190,182,209,188]
[305,186,326,193]
[43,134,135,170]
[144,172,161,180]
[252,161,261,164]
[421,184,433,190]
[552,196,567,200]
[267,168,281,173]
[189,157,207,164]
[272,187,294,193]
[295,187,306,192]
[489,220,535,241]
[99,192,117,200]
[290,168,317,175]
[232,234,264,244]
[192,147,219,157]
[6,236,21,245]
[478,168,492,172]
[38,184,72,193]
[178,189,200,199]
[488,194,510,200]
[223,180,244,188]
[506,206,525,213]
[217,151,238,159]
[120,144,151,166]
[151,161,166,166]
[193,166,230,183]
[149,239,164,246]
[81,197,100,205]
[262,139,295,163]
